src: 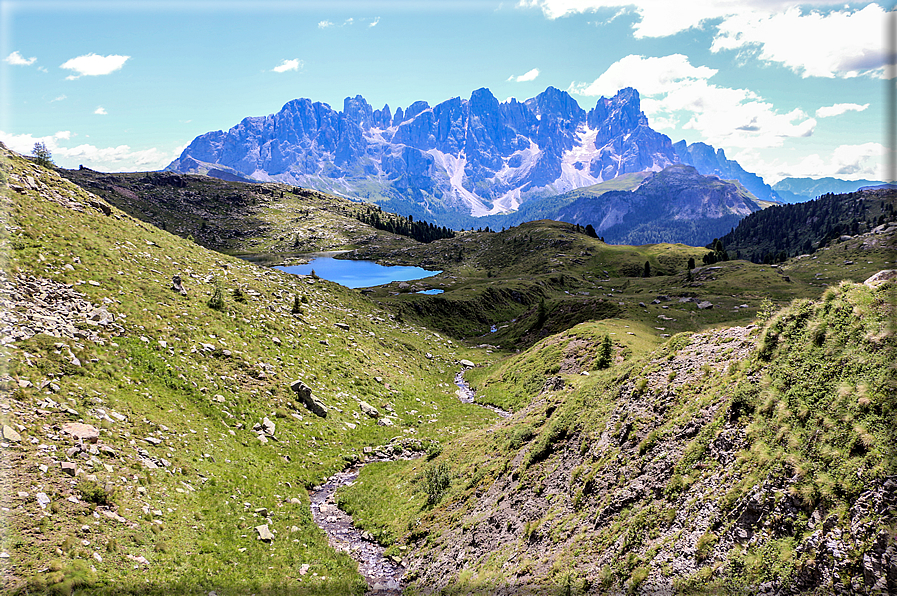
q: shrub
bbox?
[627,566,649,595]
[207,282,225,310]
[423,462,451,506]
[77,480,116,507]
[695,531,718,561]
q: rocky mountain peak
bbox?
[526,86,585,124]
[166,85,774,225]
[343,95,375,130]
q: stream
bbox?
[309,457,412,595]
[454,370,511,418]
[308,369,511,594]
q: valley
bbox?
[2,143,896,595]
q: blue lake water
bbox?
[417,289,444,295]
[276,256,441,289]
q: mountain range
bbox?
[167,87,780,230]
[772,177,887,203]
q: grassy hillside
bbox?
[0,146,501,594]
[338,279,896,593]
[5,145,895,595]
[57,167,424,260]
[351,218,894,350]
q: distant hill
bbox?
[551,164,760,245]
[718,187,897,262]
[772,176,885,203]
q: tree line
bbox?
[717,190,897,264]
[354,206,455,243]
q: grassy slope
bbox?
[351,218,894,352]
[339,279,896,593]
[0,148,501,594]
[57,167,421,260]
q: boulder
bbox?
[171,275,187,296]
[61,462,77,476]
[290,380,328,418]
[459,359,475,368]
[358,400,380,418]
[864,270,897,288]
[261,417,276,436]
[697,301,713,310]
[2,424,22,443]
[61,422,100,443]
[335,322,350,331]
[542,376,565,392]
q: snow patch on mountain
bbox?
[489,188,522,215]
[556,126,603,193]
[493,140,541,188]
[427,149,492,216]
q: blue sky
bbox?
[1,0,892,184]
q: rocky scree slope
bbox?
[0,146,500,594]
[392,282,896,594]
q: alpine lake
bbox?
[270,253,442,291]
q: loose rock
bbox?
[2,424,22,442]
[61,422,100,443]
[256,524,274,542]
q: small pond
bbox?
[276,256,440,289]
[417,289,444,295]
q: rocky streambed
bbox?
[309,370,510,594]
[309,456,412,595]
[454,370,511,418]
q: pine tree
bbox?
[32,142,54,168]
[595,333,613,369]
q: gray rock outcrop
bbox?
[290,380,328,418]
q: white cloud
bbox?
[369,17,380,27]
[507,68,541,82]
[517,0,790,37]
[318,20,334,28]
[570,54,816,148]
[735,142,888,183]
[569,54,716,96]
[4,51,36,66]
[94,107,107,115]
[345,17,354,25]
[272,59,302,73]
[50,94,67,103]
[520,1,891,79]
[712,4,889,78]
[0,130,173,172]
[815,102,870,118]
[60,53,129,80]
